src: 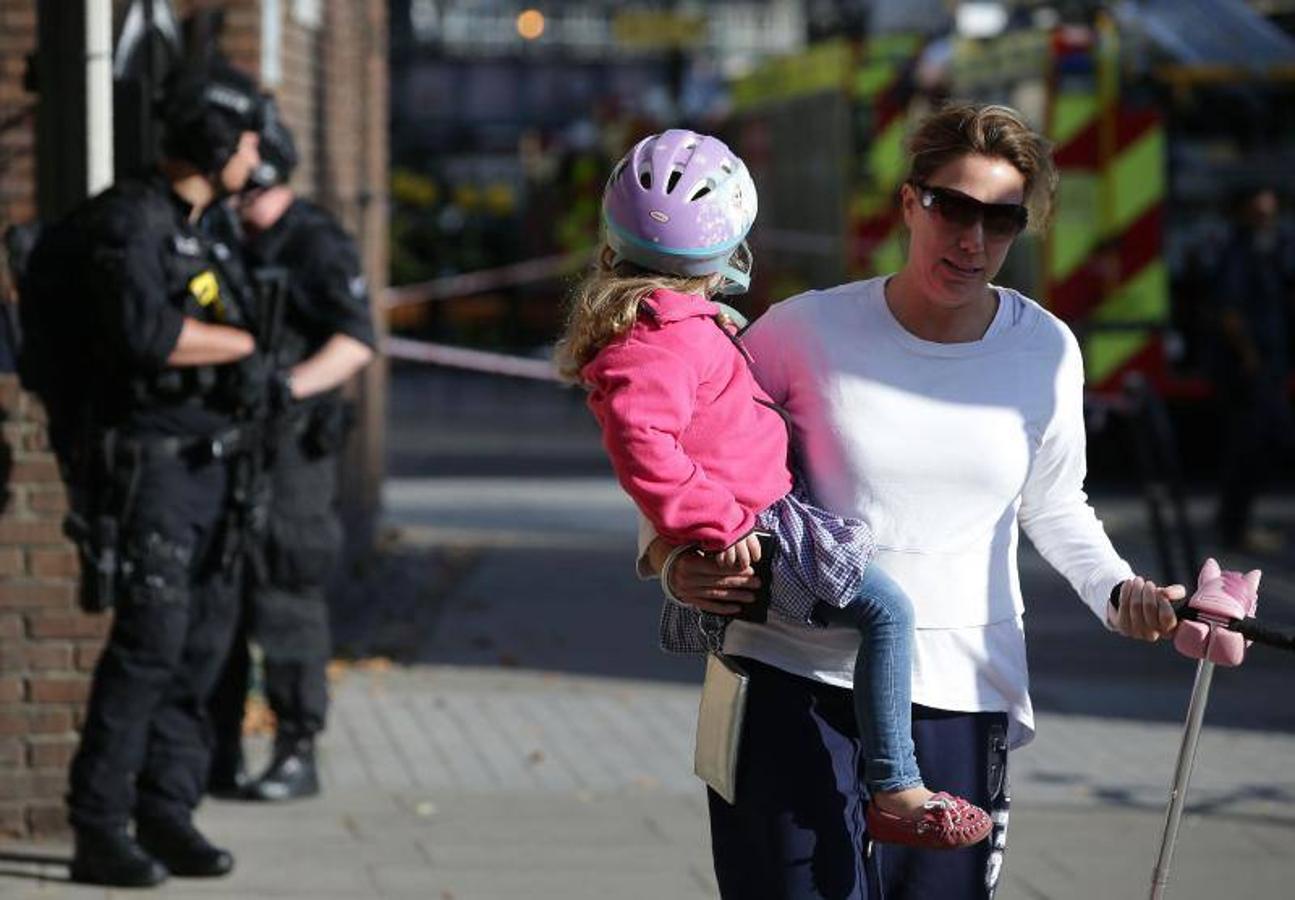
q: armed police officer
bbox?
[206,97,376,802]
[21,63,267,887]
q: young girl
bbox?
[558,129,992,849]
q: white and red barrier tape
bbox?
[381,232,842,309]
[383,335,563,382]
[383,249,592,309]
[379,234,830,380]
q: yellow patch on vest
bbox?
[187,270,226,320]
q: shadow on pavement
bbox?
[0,848,72,885]
[331,540,705,686]
[368,367,1295,732]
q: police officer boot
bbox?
[70,826,168,887]
[245,734,319,801]
[135,817,234,878]
[207,743,251,798]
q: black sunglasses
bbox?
[912,183,1029,238]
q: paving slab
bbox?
[4,368,1295,898]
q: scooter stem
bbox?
[1150,658,1215,899]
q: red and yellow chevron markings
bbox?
[1046,20,1168,390]
[848,34,924,278]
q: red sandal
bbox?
[865,791,993,850]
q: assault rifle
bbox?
[222,264,288,583]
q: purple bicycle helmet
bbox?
[602,129,758,294]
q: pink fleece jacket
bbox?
[582,289,793,550]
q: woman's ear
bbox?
[898,182,918,229]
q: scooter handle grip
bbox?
[1231,617,1295,653]
[1109,585,1295,653]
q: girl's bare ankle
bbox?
[872,785,933,818]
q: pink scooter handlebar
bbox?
[1110,591,1295,654]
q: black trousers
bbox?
[68,451,239,832]
[1216,372,1295,544]
[708,657,1010,900]
[210,439,339,755]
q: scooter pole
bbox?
[1118,595,1295,899]
[1107,593,1210,899]
[1149,657,1215,900]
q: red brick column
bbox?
[0,377,108,839]
[0,0,37,251]
[0,0,104,842]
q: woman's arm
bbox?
[733,302,794,405]
[1018,333,1182,640]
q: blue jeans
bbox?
[817,565,921,793]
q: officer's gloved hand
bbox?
[233,350,273,415]
[268,369,296,414]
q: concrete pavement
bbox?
[2,659,1289,898]
[1,367,1293,898]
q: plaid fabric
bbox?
[658,484,876,654]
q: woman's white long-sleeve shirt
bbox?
[723,277,1133,749]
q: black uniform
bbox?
[54,173,253,833]
[211,197,374,760]
[1212,224,1295,545]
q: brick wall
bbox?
[0,0,101,805]
[0,0,387,840]
[0,0,36,274]
[0,372,109,839]
[0,0,96,841]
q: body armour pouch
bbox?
[63,510,118,613]
[119,530,194,606]
[266,509,343,589]
[301,398,355,459]
[264,438,342,588]
[62,434,138,614]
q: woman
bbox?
[641,103,1184,899]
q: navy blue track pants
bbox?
[708,657,1010,900]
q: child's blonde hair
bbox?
[556,247,718,384]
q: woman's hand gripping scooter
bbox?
[1113,558,1295,899]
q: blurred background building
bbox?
[384,0,1295,469]
[385,0,809,346]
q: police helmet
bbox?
[158,62,263,175]
[249,95,299,188]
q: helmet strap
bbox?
[716,242,753,295]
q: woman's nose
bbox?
[957,218,985,252]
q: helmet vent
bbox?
[720,160,734,174]
[638,169,652,190]
[666,170,682,194]
[689,183,713,201]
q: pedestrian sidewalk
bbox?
[2,482,1294,898]
[1,661,1293,899]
